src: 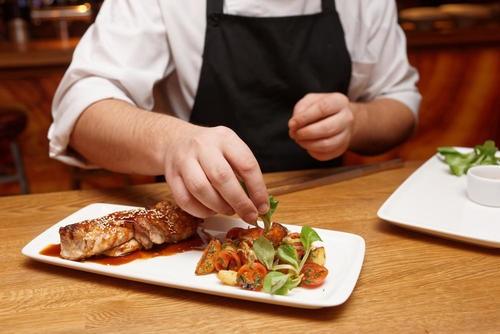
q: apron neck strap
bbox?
[322,0,337,13]
[207,0,223,16]
[207,0,337,16]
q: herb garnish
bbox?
[259,196,279,232]
[437,140,500,176]
[240,181,279,232]
[252,226,323,295]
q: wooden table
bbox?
[1,162,499,333]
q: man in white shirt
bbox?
[49,0,421,223]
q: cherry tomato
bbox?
[237,262,268,291]
[300,263,328,288]
[214,249,242,272]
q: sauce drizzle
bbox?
[39,233,204,265]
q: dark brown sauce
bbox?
[39,233,204,266]
[40,243,61,257]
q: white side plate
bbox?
[22,203,365,309]
[378,151,500,248]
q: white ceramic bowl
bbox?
[467,165,500,207]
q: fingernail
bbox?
[258,203,269,214]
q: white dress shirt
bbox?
[49,0,421,167]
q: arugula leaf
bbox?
[273,275,303,295]
[277,244,299,269]
[438,140,500,176]
[239,181,279,232]
[437,147,463,156]
[260,196,279,232]
[300,226,322,251]
[263,271,289,294]
[252,236,275,270]
[273,283,291,295]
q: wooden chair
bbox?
[0,106,29,194]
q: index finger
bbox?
[293,93,324,116]
[223,138,269,215]
[289,93,348,130]
[289,93,325,131]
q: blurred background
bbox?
[0,0,498,196]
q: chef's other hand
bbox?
[163,124,269,223]
[288,93,353,161]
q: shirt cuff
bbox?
[48,76,134,168]
[375,90,421,122]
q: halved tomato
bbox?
[214,249,242,271]
[300,262,328,288]
[237,262,268,291]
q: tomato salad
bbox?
[195,223,328,295]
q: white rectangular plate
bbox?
[378,150,500,248]
[22,203,365,309]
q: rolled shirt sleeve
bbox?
[49,0,170,168]
[345,0,421,119]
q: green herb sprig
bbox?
[259,196,279,232]
[240,181,279,232]
[253,226,323,295]
[437,140,500,176]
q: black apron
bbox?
[190,0,352,172]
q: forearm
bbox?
[349,98,416,155]
[70,98,268,222]
[70,99,181,175]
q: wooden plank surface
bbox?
[1,162,499,333]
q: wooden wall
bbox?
[405,45,499,156]
[346,44,500,164]
[0,67,153,195]
[0,67,71,194]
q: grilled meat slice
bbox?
[59,209,143,260]
[102,238,142,257]
[134,201,202,249]
[59,201,202,260]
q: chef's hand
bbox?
[288,93,354,161]
[162,124,269,223]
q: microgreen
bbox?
[300,226,322,251]
[240,182,279,232]
[263,271,289,294]
[437,140,500,176]
[256,225,324,296]
[253,236,275,270]
[260,196,279,232]
[299,226,323,270]
[263,271,303,295]
[277,244,299,269]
